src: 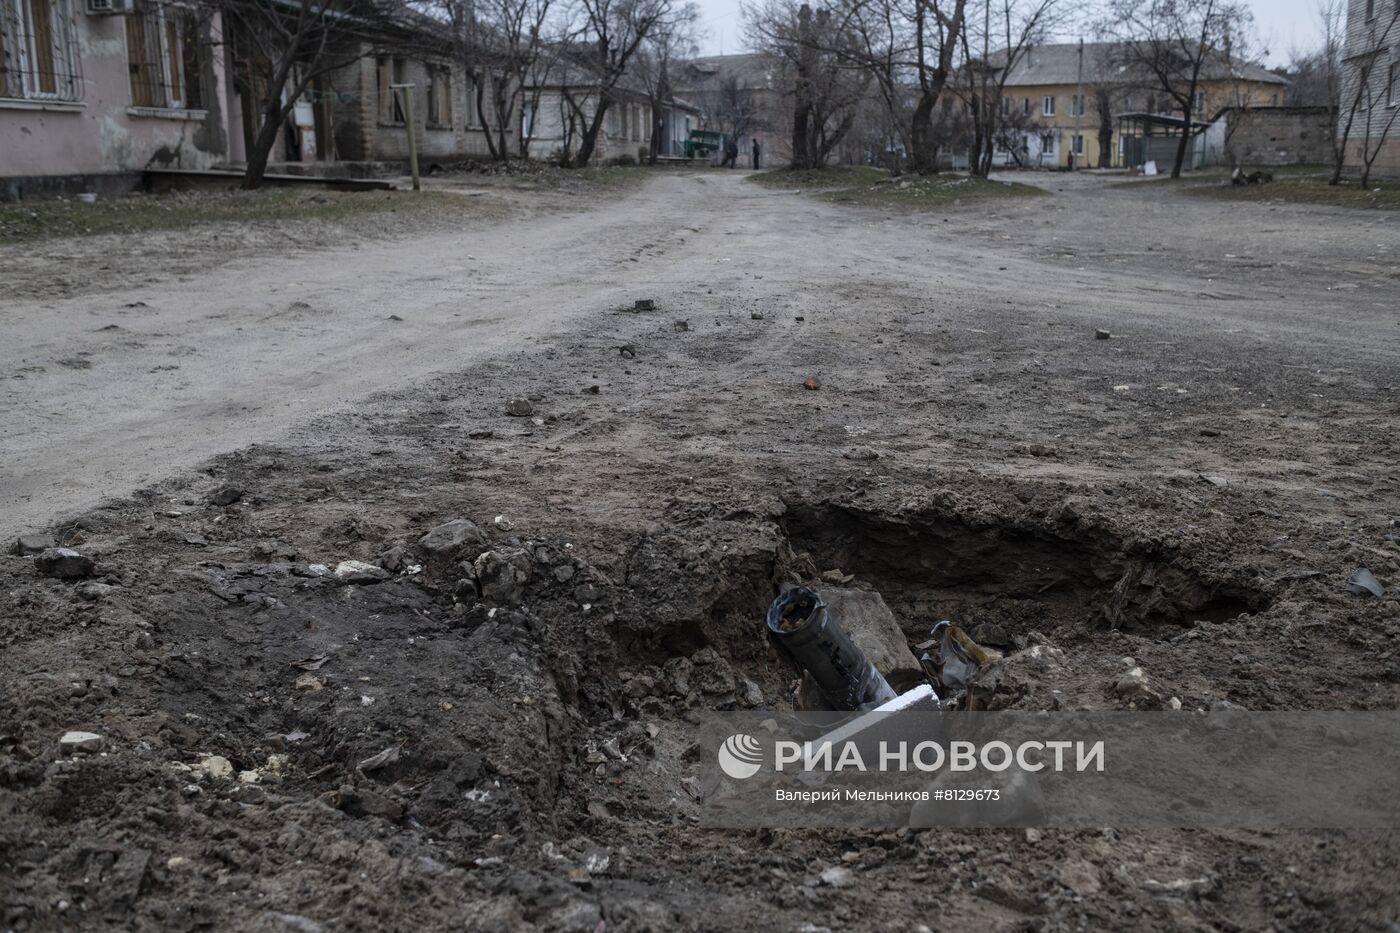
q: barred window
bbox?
[126,3,203,109]
[377,56,405,124]
[426,63,449,127]
[0,0,81,101]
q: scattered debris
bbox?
[751,311,764,320]
[1199,427,1222,437]
[294,673,324,692]
[819,866,854,888]
[634,298,656,311]
[195,754,234,779]
[334,560,390,584]
[769,587,897,711]
[673,320,689,332]
[474,548,532,605]
[802,375,821,391]
[210,486,244,506]
[418,518,487,554]
[1095,329,1111,340]
[505,398,535,417]
[59,731,104,754]
[1198,474,1229,488]
[618,344,636,359]
[13,533,55,555]
[34,547,96,579]
[387,314,404,321]
[1142,876,1217,898]
[1231,167,1274,186]
[290,655,328,671]
[918,621,996,700]
[582,384,600,394]
[358,744,402,773]
[1346,567,1386,598]
[843,446,879,461]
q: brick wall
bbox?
[1228,107,1335,165]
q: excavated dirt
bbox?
[3,171,1400,932]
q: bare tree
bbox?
[221,0,389,188]
[908,0,968,173]
[559,0,696,167]
[955,0,1061,177]
[1331,0,1400,186]
[745,0,873,169]
[1101,0,1252,178]
[632,15,699,163]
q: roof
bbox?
[1000,41,1286,88]
[676,53,783,91]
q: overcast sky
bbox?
[694,0,1330,65]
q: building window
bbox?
[1072,133,1084,155]
[377,56,406,124]
[426,63,450,127]
[1192,90,1204,112]
[0,0,80,101]
[464,73,483,128]
[1366,0,1375,20]
[520,99,535,138]
[126,3,203,110]
[1022,97,1030,115]
[999,95,1010,116]
[1070,93,1084,116]
[1043,95,1055,116]
[1041,132,1054,152]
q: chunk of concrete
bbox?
[35,547,96,579]
[59,731,104,754]
[417,519,488,555]
[14,534,55,556]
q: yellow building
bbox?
[996,42,1287,169]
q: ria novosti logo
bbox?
[718,733,764,779]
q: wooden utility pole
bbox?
[392,83,421,191]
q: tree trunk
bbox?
[573,97,609,167]
[909,93,938,175]
[1170,104,1192,178]
[242,98,286,190]
[791,102,812,169]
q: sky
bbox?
[693,0,1328,66]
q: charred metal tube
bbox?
[766,586,896,711]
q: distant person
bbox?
[752,139,761,169]
[722,140,739,168]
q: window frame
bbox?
[377,55,406,125]
[2,0,81,102]
[1042,95,1055,117]
[126,2,203,111]
[425,62,450,128]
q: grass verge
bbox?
[750,166,1045,210]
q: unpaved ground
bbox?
[2,170,1399,932]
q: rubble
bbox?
[334,560,390,583]
[210,486,244,506]
[473,548,532,604]
[13,533,55,555]
[59,730,104,754]
[34,547,96,579]
[505,398,535,417]
[417,518,487,555]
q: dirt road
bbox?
[2,171,1399,932]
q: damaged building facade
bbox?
[1,0,230,197]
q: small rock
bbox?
[582,385,600,395]
[184,533,208,547]
[843,446,878,461]
[75,581,116,601]
[378,545,408,572]
[1142,876,1216,898]
[1057,859,1102,896]
[1168,696,1183,710]
[195,754,234,779]
[14,533,55,555]
[1198,473,1229,488]
[210,486,243,506]
[59,731,103,754]
[553,564,576,583]
[474,549,531,604]
[35,547,96,579]
[1199,427,1222,437]
[387,314,404,321]
[334,560,389,584]
[505,398,534,417]
[737,678,764,707]
[673,320,689,332]
[467,428,494,439]
[819,866,854,888]
[619,344,636,359]
[794,315,805,322]
[1024,827,1042,844]
[1095,329,1110,340]
[294,673,323,692]
[970,622,1011,648]
[418,519,488,555]
[358,745,401,773]
[802,375,821,391]
[634,298,656,311]
[750,311,764,320]
[1114,666,1161,706]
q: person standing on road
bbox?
[722,139,739,168]
[751,139,761,169]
